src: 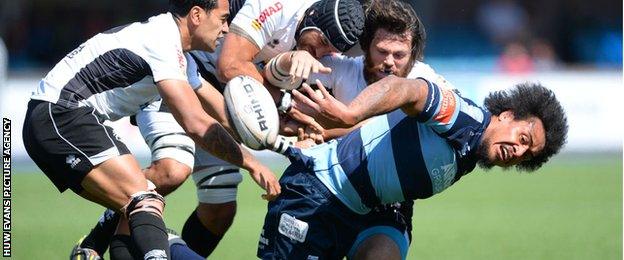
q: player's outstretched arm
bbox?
[157,79,280,200]
[292,76,429,128]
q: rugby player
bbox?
[216,0,364,93]
[263,1,432,258]
[22,0,280,259]
[71,1,253,258]
[258,73,568,259]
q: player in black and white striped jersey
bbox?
[71,1,254,258]
[22,0,281,259]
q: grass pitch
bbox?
[12,153,622,259]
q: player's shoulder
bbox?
[95,13,180,53]
[406,61,436,79]
[408,61,458,91]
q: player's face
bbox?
[479,111,546,168]
[297,29,339,59]
[193,0,230,52]
[364,28,412,84]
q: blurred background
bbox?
[0,0,621,259]
[0,0,621,70]
[0,0,621,155]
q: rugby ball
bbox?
[223,76,279,150]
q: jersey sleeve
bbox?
[230,0,282,50]
[416,78,488,139]
[142,31,188,83]
[184,53,202,90]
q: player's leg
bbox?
[349,228,405,260]
[257,160,357,259]
[81,156,169,260]
[138,100,195,196]
[182,150,242,257]
[22,101,170,259]
[71,103,196,258]
[347,201,414,260]
[167,229,205,260]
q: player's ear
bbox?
[189,6,203,26]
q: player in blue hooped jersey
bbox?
[257,75,568,259]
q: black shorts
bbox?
[22,100,131,193]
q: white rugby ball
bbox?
[223,76,279,150]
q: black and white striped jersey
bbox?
[32,13,201,121]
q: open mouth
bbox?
[499,145,510,162]
[379,68,394,77]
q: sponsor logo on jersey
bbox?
[177,49,186,73]
[66,44,86,59]
[251,2,283,30]
[434,88,456,124]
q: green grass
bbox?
[12,154,622,259]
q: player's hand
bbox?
[247,164,281,201]
[297,125,324,144]
[292,80,355,128]
[289,50,332,83]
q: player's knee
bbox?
[147,132,194,189]
[352,234,401,260]
[197,202,237,234]
[148,158,192,195]
[192,166,242,204]
[122,190,166,218]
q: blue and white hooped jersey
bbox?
[300,79,491,214]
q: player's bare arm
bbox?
[194,78,239,140]
[292,76,429,128]
[157,79,280,200]
[217,27,262,83]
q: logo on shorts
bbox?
[111,129,122,141]
[258,228,269,250]
[66,155,81,169]
[278,213,308,243]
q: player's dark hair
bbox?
[484,82,568,171]
[169,0,218,18]
[359,0,426,62]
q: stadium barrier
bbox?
[1,70,621,162]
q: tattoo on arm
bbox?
[199,123,244,167]
[349,78,400,121]
[348,77,425,120]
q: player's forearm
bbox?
[195,122,260,171]
[322,121,366,140]
[217,31,264,84]
[346,76,425,123]
[219,59,264,83]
